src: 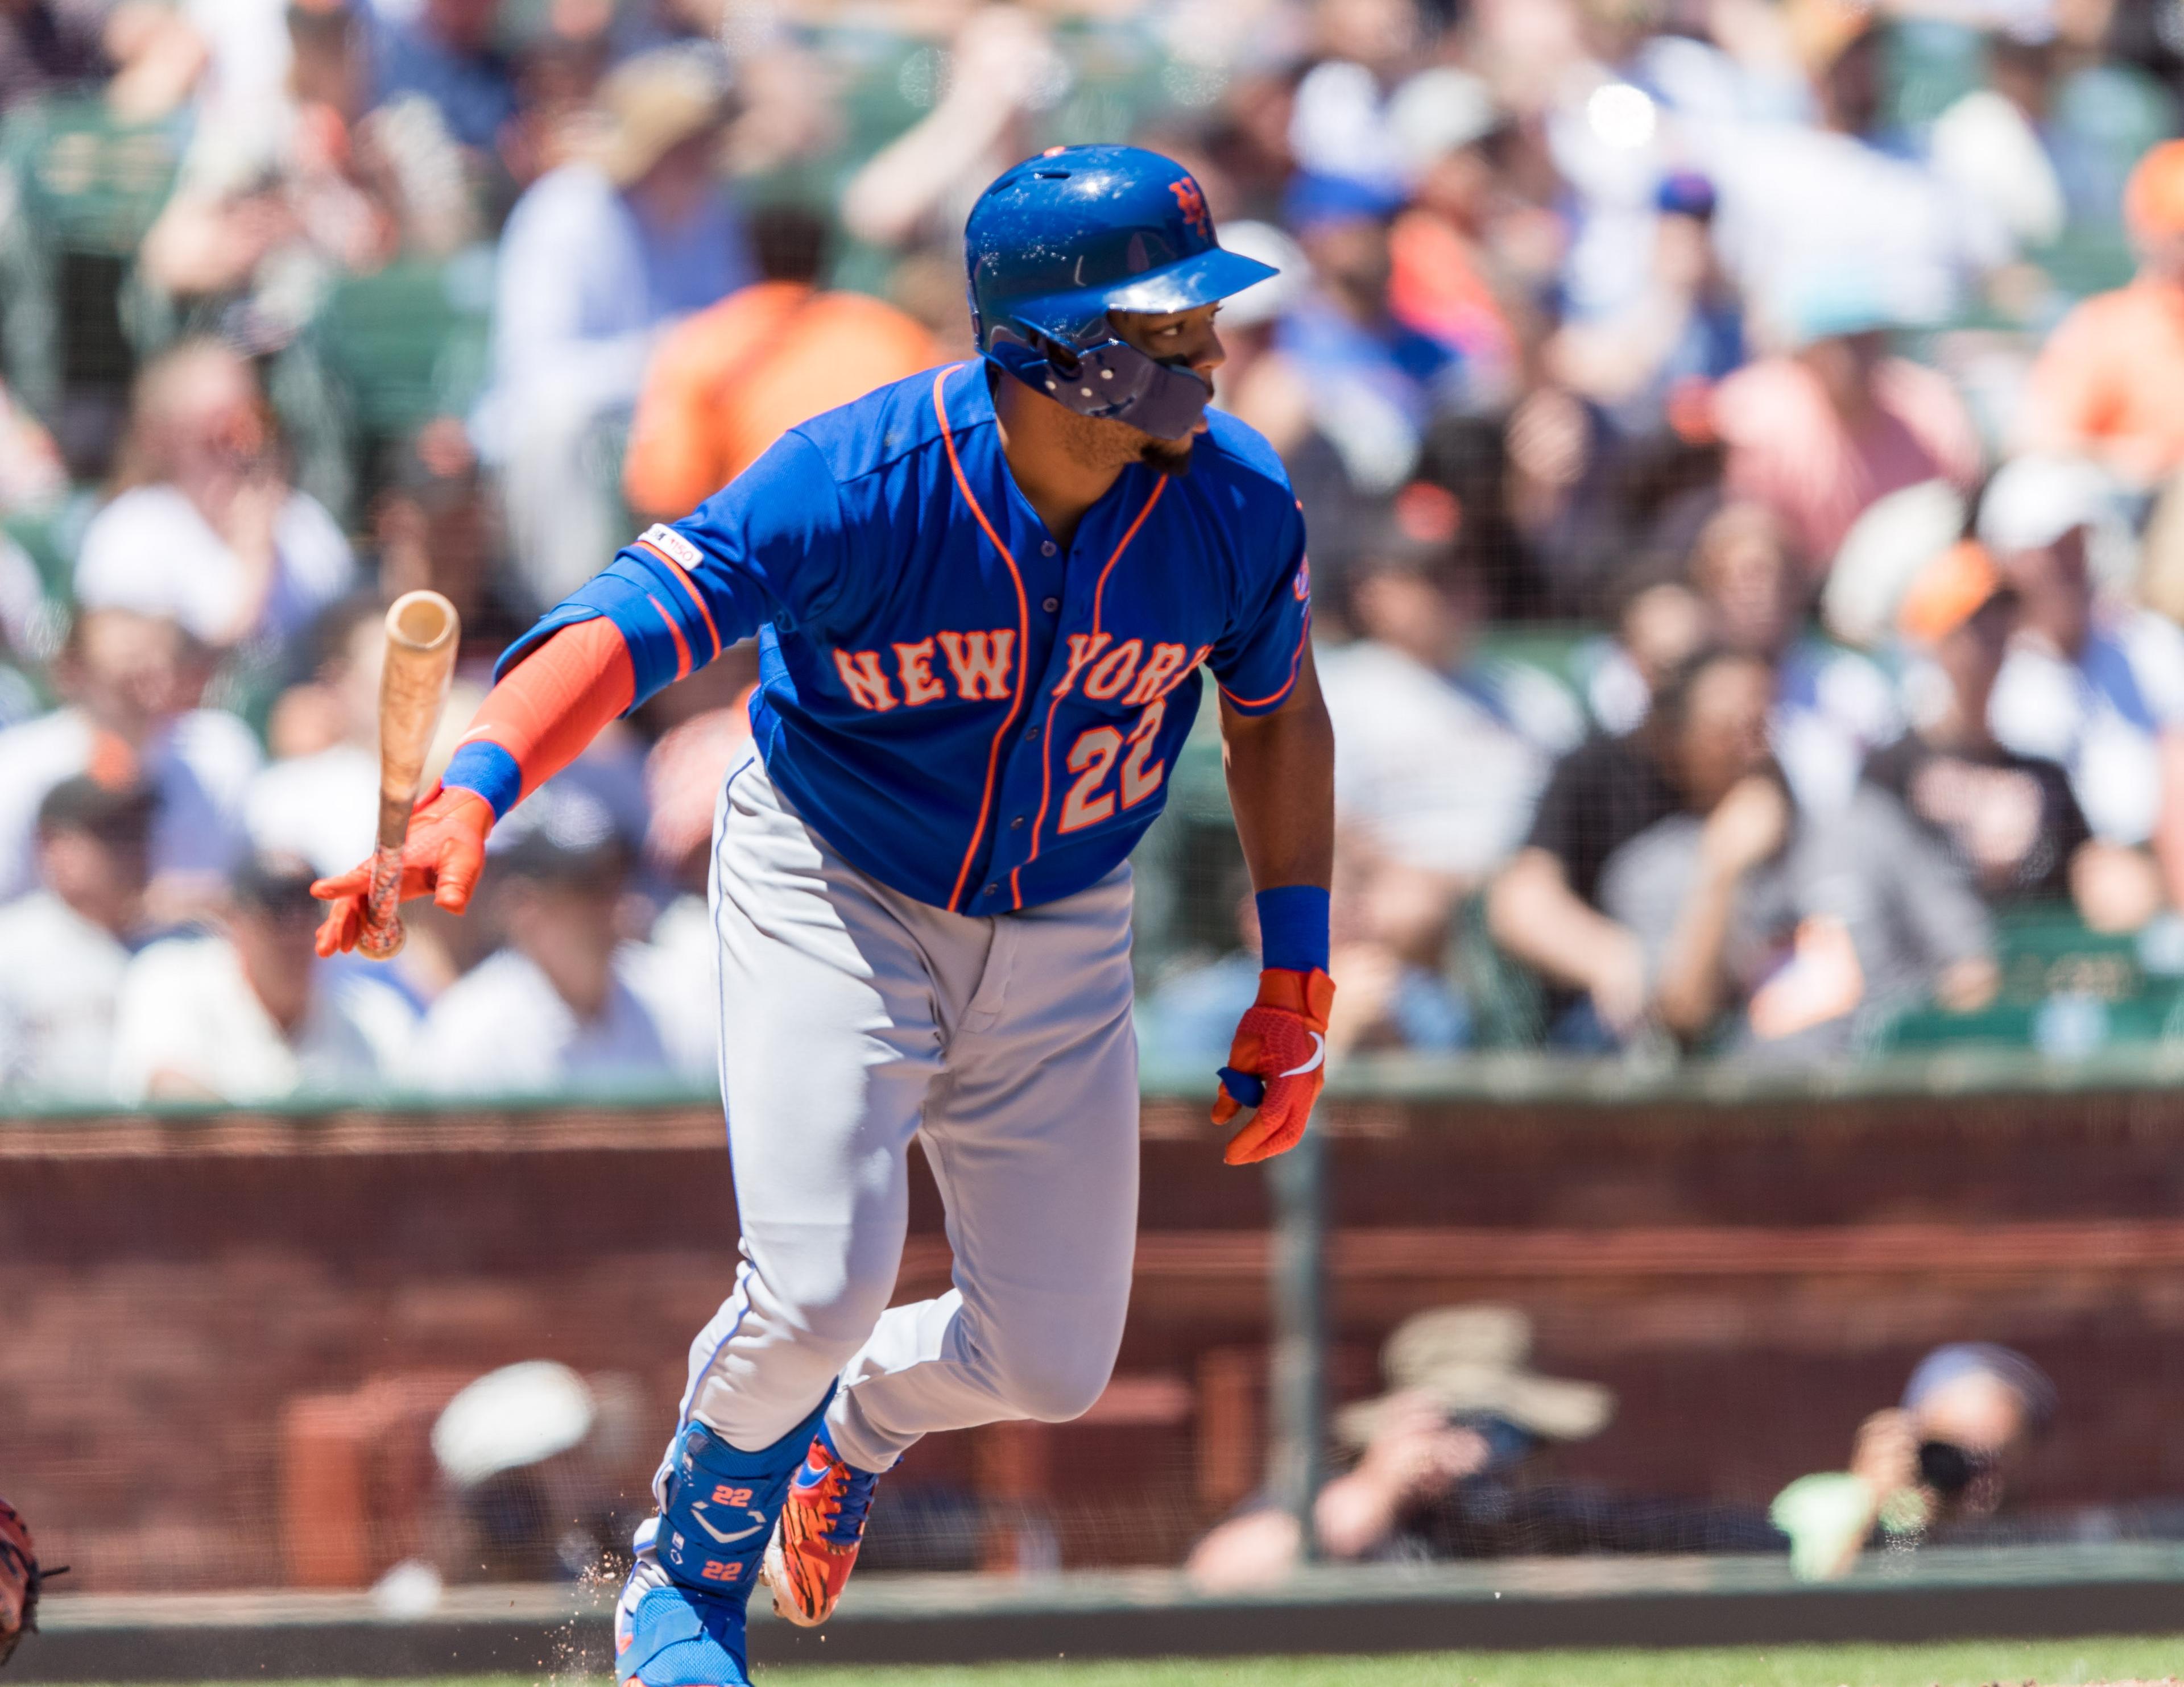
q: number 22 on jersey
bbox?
[1060,698,1169,832]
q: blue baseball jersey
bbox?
[493,361,1312,915]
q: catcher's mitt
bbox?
[0,1497,54,1667]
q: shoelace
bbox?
[818,1461,880,1544]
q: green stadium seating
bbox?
[0,98,181,258]
[0,98,183,424]
[303,250,494,442]
[1871,903,2184,1054]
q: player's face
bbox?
[1108,303,1226,471]
[1112,302,1226,379]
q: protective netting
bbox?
[5,0,2184,1623]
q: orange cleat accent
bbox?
[759,1431,881,1628]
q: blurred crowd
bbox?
[11,0,2184,1102]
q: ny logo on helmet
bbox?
[1170,177,1211,239]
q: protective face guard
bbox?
[986,323,1214,441]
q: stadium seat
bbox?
[0,99,183,448]
[304,250,495,444]
[1871,903,2184,1054]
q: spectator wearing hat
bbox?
[1869,538,2158,930]
[1773,1342,2057,1581]
[1187,1303,1778,1589]
[1276,172,1459,497]
[1710,281,1983,571]
[1548,171,1745,440]
[0,778,154,1098]
[621,206,944,523]
[0,607,260,917]
[1982,455,2184,907]
[416,780,685,1095]
[475,46,754,603]
[1597,646,1995,1055]
[2020,140,2184,484]
[109,850,413,1102]
[1381,68,1521,405]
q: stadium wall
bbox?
[8,1077,2184,1591]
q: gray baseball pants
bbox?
[672,752,1141,1477]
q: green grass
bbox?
[122,1638,2184,1687]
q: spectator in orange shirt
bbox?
[2018,140,2184,485]
[622,207,945,522]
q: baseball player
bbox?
[314,144,1335,1687]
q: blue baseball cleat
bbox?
[614,1395,833,1686]
[615,1529,752,1687]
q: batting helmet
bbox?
[966,145,1278,440]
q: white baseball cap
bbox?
[1824,478,1968,648]
[1976,455,2114,554]
[432,1361,597,1487]
[1388,69,1500,173]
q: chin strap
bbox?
[985,325,1211,441]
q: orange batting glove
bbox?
[1213,967,1336,1164]
[310,783,494,956]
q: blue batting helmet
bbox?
[965,145,1278,440]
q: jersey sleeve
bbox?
[1209,498,1312,716]
[494,428,851,707]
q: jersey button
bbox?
[1042,596,1060,613]
[985,884,999,897]
[1023,726,1039,742]
[1041,540,1057,556]
[1010,815,1024,828]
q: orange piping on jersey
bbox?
[636,538,725,661]
[1015,478,1169,904]
[1091,478,1166,637]
[1217,606,1312,711]
[646,594,694,682]
[934,364,1030,913]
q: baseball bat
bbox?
[358,590,461,961]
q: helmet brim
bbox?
[1014,245,1281,343]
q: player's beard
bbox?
[1058,408,1196,479]
[1136,433,1196,477]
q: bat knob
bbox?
[358,921,406,961]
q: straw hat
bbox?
[1334,1304,1616,1449]
[588,48,733,188]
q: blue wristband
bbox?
[441,740,522,821]
[1255,884,1330,975]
